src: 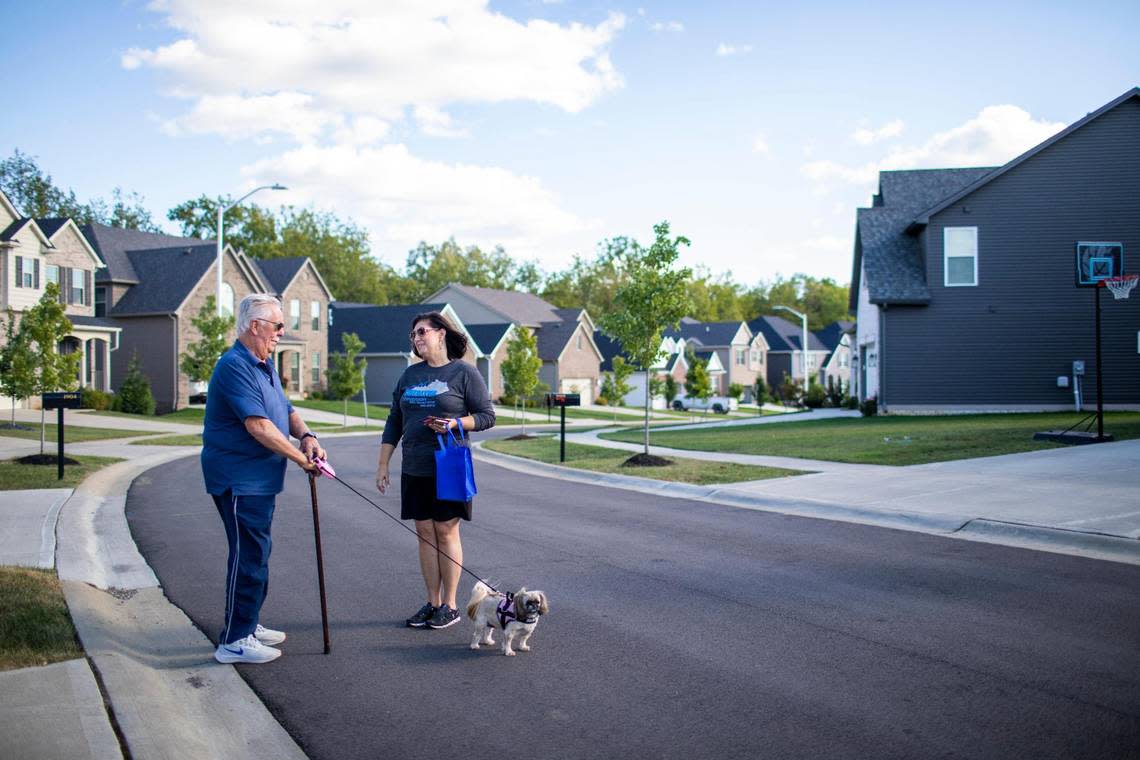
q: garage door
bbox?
[559,378,593,405]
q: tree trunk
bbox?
[343,398,348,428]
[643,369,650,455]
[40,406,46,455]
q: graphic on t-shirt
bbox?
[404,380,450,407]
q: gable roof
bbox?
[910,87,1140,229]
[330,302,458,356]
[747,315,829,353]
[465,322,514,357]
[82,223,210,284]
[36,217,104,267]
[109,244,219,315]
[665,320,747,346]
[253,257,308,295]
[852,168,995,307]
[425,283,561,326]
[35,217,69,238]
[0,217,52,246]
[815,320,855,352]
[593,330,625,372]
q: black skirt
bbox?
[400,473,472,522]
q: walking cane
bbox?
[309,459,336,654]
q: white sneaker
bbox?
[214,634,281,664]
[254,624,286,646]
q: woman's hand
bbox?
[376,463,391,494]
[424,416,454,434]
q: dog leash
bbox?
[312,458,500,593]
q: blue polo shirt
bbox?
[201,341,295,496]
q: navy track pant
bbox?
[212,490,276,645]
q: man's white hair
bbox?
[237,294,282,334]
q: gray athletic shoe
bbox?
[427,604,461,629]
[406,603,436,628]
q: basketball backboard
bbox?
[1075,241,1124,287]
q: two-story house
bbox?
[0,189,120,408]
[852,88,1140,411]
[252,257,335,397]
[816,320,854,395]
[665,318,767,400]
[748,315,830,394]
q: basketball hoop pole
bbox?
[1094,286,1104,439]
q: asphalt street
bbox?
[126,435,1140,760]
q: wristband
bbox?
[300,432,318,442]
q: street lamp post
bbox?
[775,305,809,397]
[216,184,287,315]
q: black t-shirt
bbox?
[381,360,496,476]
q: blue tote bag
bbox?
[435,424,477,502]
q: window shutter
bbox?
[85,270,92,306]
[14,256,22,288]
[64,267,72,304]
[34,260,40,289]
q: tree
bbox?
[180,296,234,386]
[0,310,36,426]
[753,376,770,408]
[114,352,156,416]
[597,221,693,458]
[541,243,627,316]
[663,375,678,408]
[326,332,367,426]
[500,327,543,436]
[0,150,159,230]
[727,382,744,401]
[742,274,851,328]
[598,355,634,422]
[21,284,82,452]
[403,239,531,301]
[168,195,280,259]
[684,348,712,419]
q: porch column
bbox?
[79,338,88,388]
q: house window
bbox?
[576,334,582,350]
[290,352,300,385]
[311,351,321,385]
[735,349,746,366]
[944,226,978,287]
[71,268,85,304]
[95,287,107,317]
[310,301,320,331]
[328,305,334,327]
[219,283,235,316]
[46,264,60,288]
[290,299,301,330]
[16,256,38,288]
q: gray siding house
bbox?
[747,315,829,394]
[852,88,1140,412]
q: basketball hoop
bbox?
[1100,274,1138,300]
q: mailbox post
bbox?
[42,391,82,480]
[545,393,581,462]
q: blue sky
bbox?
[2,1,1137,287]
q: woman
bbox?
[376,311,496,629]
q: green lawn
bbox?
[0,423,155,443]
[0,455,124,490]
[129,435,203,446]
[601,412,1140,466]
[291,399,390,420]
[483,437,805,484]
[0,567,83,670]
[89,408,206,423]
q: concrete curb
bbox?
[472,444,1140,565]
[54,448,309,760]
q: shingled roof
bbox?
[252,257,308,295]
[747,315,829,353]
[851,168,995,307]
[82,223,209,284]
[465,323,513,356]
[431,283,561,326]
[109,244,218,315]
[593,330,625,371]
[664,320,744,346]
[35,217,70,238]
[329,302,449,355]
[814,320,854,352]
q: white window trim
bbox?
[944,226,978,287]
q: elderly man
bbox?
[202,293,326,664]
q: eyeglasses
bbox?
[256,319,286,333]
[410,326,441,339]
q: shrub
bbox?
[778,374,802,407]
[860,396,878,417]
[825,377,846,407]
[308,390,324,400]
[727,383,744,401]
[804,381,826,408]
[594,395,609,407]
[843,396,859,410]
[81,387,114,411]
[113,353,156,416]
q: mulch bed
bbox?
[619,453,673,467]
[16,454,82,466]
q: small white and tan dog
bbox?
[466,580,549,656]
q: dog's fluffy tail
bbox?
[466,580,494,620]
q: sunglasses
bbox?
[256,318,286,333]
[410,326,441,339]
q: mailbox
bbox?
[546,393,581,407]
[42,392,82,410]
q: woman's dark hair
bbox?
[410,311,468,360]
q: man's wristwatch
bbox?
[300,432,318,442]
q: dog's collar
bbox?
[495,592,539,627]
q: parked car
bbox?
[671,396,738,414]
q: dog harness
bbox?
[491,592,538,628]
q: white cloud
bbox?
[160,92,337,143]
[802,104,1066,191]
[241,143,594,267]
[716,43,753,57]
[124,1,626,142]
[651,21,684,32]
[851,119,904,145]
[333,117,391,147]
[413,106,470,139]
[752,133,769,155]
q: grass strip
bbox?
[483,437,804,485]
[0,455,124,489]
[0,423,158,443]
[601,412,1140,466]
[291,399,390,420]
[0,567,83,670]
